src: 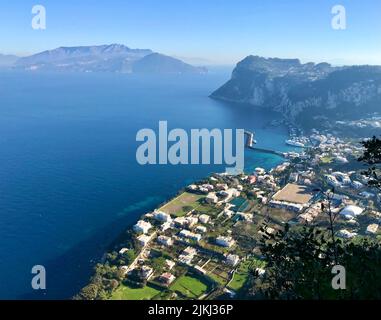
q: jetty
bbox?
[244,130,285,157]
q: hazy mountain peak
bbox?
[13,44,205,74]
[132,53,207,74]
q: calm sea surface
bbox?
[0,70,296,299]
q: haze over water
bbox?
[0,70,294,299]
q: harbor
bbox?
[244,131,285,157]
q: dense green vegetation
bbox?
[228,258,266,292]
[249,224,381,299]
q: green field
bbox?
[110,284,160,300]
[209,272,229,286]
[170,275,209,298]
[227,258,266,292]
[159,192,205,217]
[228,271,248,291]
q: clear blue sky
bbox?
[1,0,380,65]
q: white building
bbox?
[133,220,152,234]
[174,217,187,227]
[140,266,154,280]
[179,229,202,242]
[225,254,240,267]
[137,234,151,246]
[183,246,197,256]
[339,205,364,219]
[218,188,240,201]
[196,225,207,233]
[187,184,198,191]
[205,192,219,204]
[119,248,129,255]
[178,254,193,265]
[157,235,173,247]
[199,214,210,224]
[153,210,172,222]
[185,216,198,227]
[269,200,304,213]
[178,247,197,265]
[161,221,172,231]
[236,212,253,222]
[255,167,266,175]
[366,224,379,234]
[255,268,266,277]
[216,236,235,248]
[166,259,176,270]
[201,184,214,191]
[337,229,357,239]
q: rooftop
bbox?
[272,183,315,205]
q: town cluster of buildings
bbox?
[124,177,250,289]
[111,129,381,299]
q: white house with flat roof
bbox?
[366,224,379,234]
[137,234,151,246]
[133,220,152,234]
[199,214,210,224]
[153,210,172,222]
[196,225,207,233]
[205,192,218,204]
[225,254,240,266]
[157,235,173,247]
[179,229,202,242]
[216,236,235,247]
[340,205,364,219]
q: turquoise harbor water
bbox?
[0,70,296,299]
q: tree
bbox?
[358,136,381,190]
[313,188,340,264]
[122,249,136,265]
[151,256,166,274]
[75,283,100,300]
[253,224,381,299]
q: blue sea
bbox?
[0,69,296,299]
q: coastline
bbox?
[75,149,287,300]
[74,128,379,301]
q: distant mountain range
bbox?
[4,44,207,74]
[211,55,381,130]
[0,54,19,67]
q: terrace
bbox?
[272,183,315,205]
[158,192,206,217]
